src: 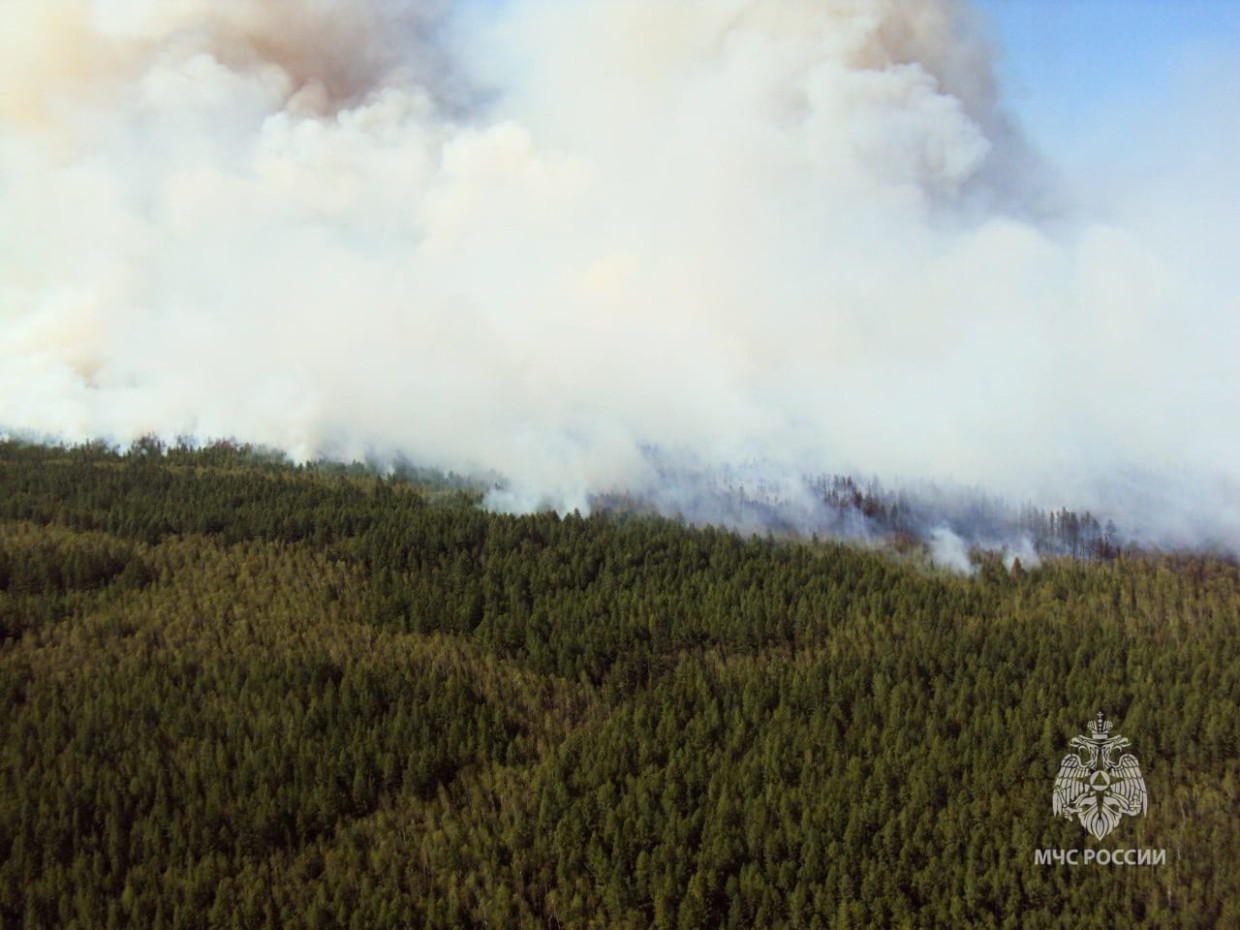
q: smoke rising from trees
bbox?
[1,0,1237,548]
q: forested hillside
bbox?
[1,439,1237,929]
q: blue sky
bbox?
[975,0,1240,161]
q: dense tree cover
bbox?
[0,439,1237,928]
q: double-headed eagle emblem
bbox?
[1053,712,1147,840]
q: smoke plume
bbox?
[1,0,1237,549]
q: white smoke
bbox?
[929,526,974,574]
[1,0,1237,547]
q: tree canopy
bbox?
[1,439,1237,928]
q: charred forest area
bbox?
[1,438,1238,929]
[593,471,1128,562]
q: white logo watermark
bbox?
[1053,711,1148,840]
[1033,848,1165,867]
[1034,712,1166,866]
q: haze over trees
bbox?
[1,439,1237,928]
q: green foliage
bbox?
[0,439,1237,927]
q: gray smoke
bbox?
[1,0,1237,550]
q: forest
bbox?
[1,438,1238,929]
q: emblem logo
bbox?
[1053,712,1147,840]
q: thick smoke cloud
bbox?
[1,0,1237,548]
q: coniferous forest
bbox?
[1,439,1238,929]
